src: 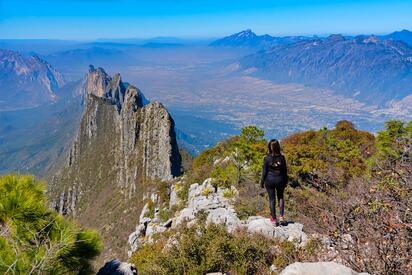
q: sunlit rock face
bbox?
[49,66,181,262]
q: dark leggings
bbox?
[265,182,285,219]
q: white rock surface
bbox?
[145,223,167,241]
[246,217,308,244]
[173,178,241,232]
[139,202,150,222]
[169,183,182,208]
[279,262,369,275]
[206,207,240,233]
[129,178,309,256]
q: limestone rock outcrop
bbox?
[128,178,308,255]
[49,66,181,262]
[173,178,241,232]
[279,261,369,275]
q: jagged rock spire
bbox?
[85,66,144,113]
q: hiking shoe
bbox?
[270,217,279,227]
[279,216,287,226]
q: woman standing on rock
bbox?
[260,139,288,226]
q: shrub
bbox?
[145,198,156,219]
[176,181,190,206]
[272,238,323,270]
[130,223,275,274]
[187,126,266,187]
[157,207,172,222]
[328,120,412,275]
[234,180,266,220]
[282,120,375,190]
[0,174,102,274]
[211,163,237,188]
[223,187,237,199]
[201,186,213,197]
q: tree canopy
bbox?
[0,174,102,274]
[282,120,375,190]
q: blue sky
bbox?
[0,0,411,40]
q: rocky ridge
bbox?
[128,178,308,256]
[127,177,369,274]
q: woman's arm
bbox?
[282,155,288,185]
[260,157,268,188]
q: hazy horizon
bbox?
[1,0,411,40]
[0,28,411,43]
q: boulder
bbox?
[174,178,241,231]
[146,222,167,240]
[127,217,151,256]
[206,207,241,233]
[279,262,369,275]
[169,183,182,208]
[246,217,308,244]
[139,203,150,222]
[128,231,141,256]
[174,207,196,225]
[97,259,137,275]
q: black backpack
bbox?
[270,154,283,175]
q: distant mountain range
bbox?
[211,29,412,49]
[0,49,65,110]
[210,29,312,49]
[45,46,138,72]
[381,29,412,46]
[239,34,412,105]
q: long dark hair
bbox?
[268,139,281,156]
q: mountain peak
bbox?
[235,29,256,38]
[363,35,380,44]
[210,29,314,48]
[85,66,145,113]
[210,29,265,47]
[383,29,412,46]
[50,66,182,261]
[325,34,346,43]
[397,29,411,34]
[85,66,112,98]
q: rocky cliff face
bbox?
[49,66,181,262]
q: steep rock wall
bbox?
[48,66,181,262]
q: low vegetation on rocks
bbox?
[130,222,324,275]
